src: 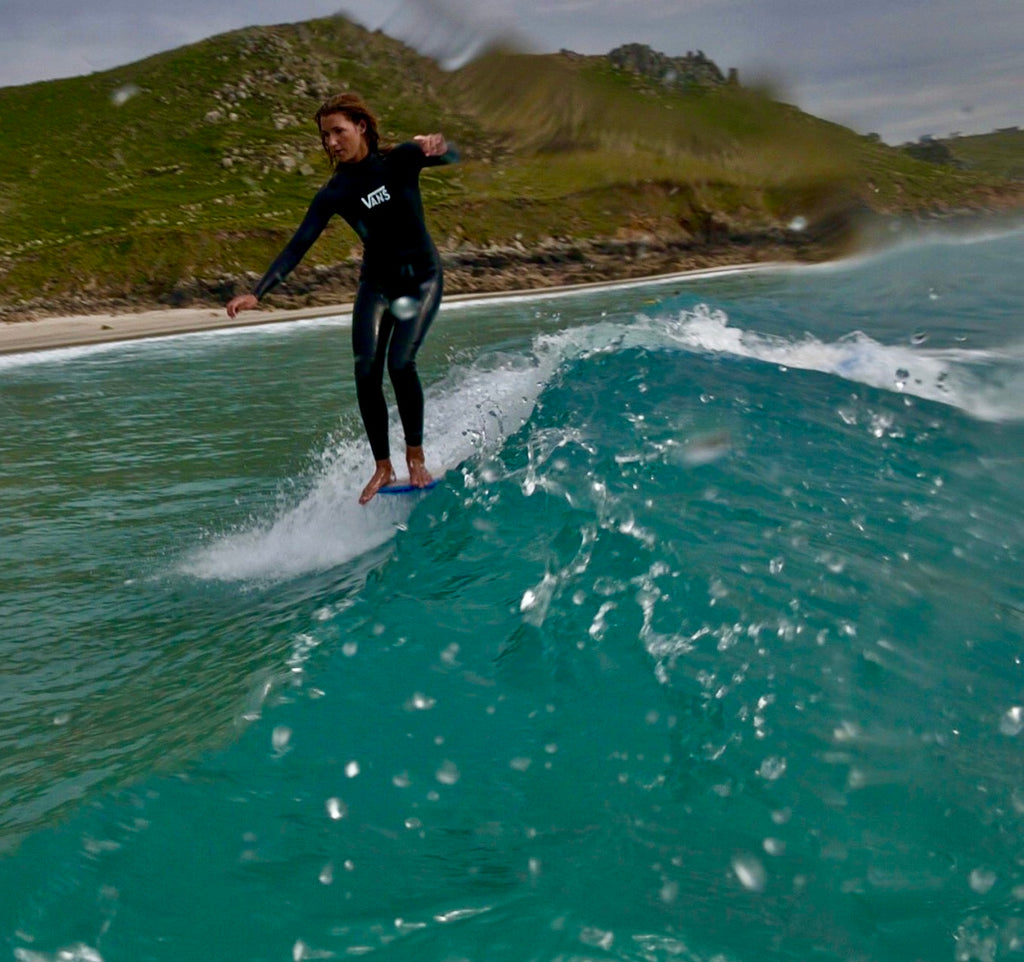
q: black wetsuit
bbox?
[253,141,458,460]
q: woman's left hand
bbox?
[414,133,448,157]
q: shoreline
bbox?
[0,259,793,357]
[6,208,1022,357]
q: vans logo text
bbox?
[361,186,391,209]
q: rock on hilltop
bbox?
[606,43,737,88]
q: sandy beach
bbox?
[0,302,357,356]
[0,263,780,357]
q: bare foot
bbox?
[406,446,433,489]
[359,459,396,504]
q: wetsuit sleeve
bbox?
[252,190,333,299]
[392,140,460,171]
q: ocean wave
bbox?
[649,304,1024,422]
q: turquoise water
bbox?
[2,228,1023,962]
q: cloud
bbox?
[0,0,1019,142]
[794,60,1023,142]
[0,0,377,86]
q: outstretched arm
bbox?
[225,191,333,317]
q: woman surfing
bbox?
[226,92,458,504]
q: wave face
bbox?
[2,228,1024,961]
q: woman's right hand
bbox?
[413,133,448,157]
[226,293,258,318]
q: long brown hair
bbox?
[314,92,385,167]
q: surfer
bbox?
[225,92,458,503]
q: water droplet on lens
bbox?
[969,867,997,894]
[111,83,140,106]
[733,853,767,892]
[436,760,460,785]
[390,296,419,320]
[999,706,1023,736]
[272,726,292,751]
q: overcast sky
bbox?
[1,0,1021,144]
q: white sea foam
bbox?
[648,304,1024,423]
[179,439,399,582]
[182,297,1023,581]
[180,331,570,582]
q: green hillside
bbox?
[946,129,1024,180]
[0,16,1020,317]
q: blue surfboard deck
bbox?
[378,477,441,496]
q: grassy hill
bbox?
[0,15,1020,317]
[944,129,1024,180]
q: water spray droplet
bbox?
[758,756,787,781]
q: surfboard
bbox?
[378,477,441,496]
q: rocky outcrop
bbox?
[607,44,736,88]
[901,137,960,167]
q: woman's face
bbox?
[320,112,368,164]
